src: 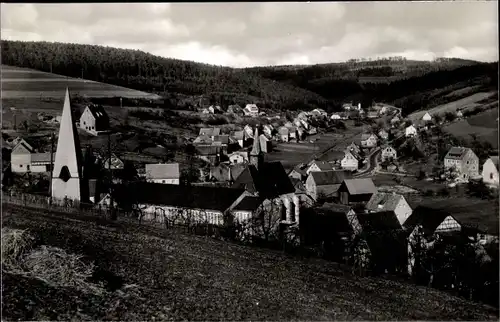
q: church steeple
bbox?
[51,88,86,202]
[249,127,263,170]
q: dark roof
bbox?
[311,170,352,186]
[317,203,353,215]
[196,145,222,156]
[403,207,449,235]
[289,178,307,193]
[114,182,245,212]
[310,160,332,171]
[489,156,499,171]
[232,196,263,211]
[313,203,354,233]
[341,178,377,195]
[357,211,402,232]
[87,105,109,121]
[232,162,295,199]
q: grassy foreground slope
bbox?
[2,203,498,321]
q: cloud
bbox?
[1,2,498,67]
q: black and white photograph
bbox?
[1,1,499,320]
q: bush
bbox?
[444,112,457,122]
[206,115,229,126]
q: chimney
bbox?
[358,103,361,110]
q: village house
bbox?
[378,105,389,115]
[360,133,378,148]
[226,104,243,115]
[259,134,271,153]
[338,178,377,205]
[378,129,389,141]
[243,104,259,117]
[227,194,264,226]
[305,170,352,201]
[145,163,180,185]
[193,135,213,146]
[229,151,249,164]
[422,112,432,123]
[444,147,479,181]
[262,124,274,138]
[456,109,464,118]
[405,125,418,137]
[79,104,110,136]
[287,126,298,141]
[364,192,413,226]
[341,150,360,171]
[113,182,246,226]
[288,164,308,181]
[278,126,290,142]
[10,139,54,173]
[381,145,397,162]
[207,163,246,183]
[310,108,327,118]
[307,127,318,135]
[482,156,499,187]
[306,160,333,175]
[195,146,223,165]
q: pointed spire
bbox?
[52,87,84,201]
[250,128,261,156]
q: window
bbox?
[491,173,494,179]
[467,161,469,164]
[162,180,165,183]
[20,164,23,167]
[83,121,86,125]
[27,165,30,171]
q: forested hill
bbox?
[1,40,498,114]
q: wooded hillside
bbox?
[1,40,498,114]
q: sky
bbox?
[1,2,498,68]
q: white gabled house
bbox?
[341,150,360,171]
[381,145,397,162]
[145,163,180,185]
[360,133,378,148]
[243,104,259,117]
[422,112,432,122]
[79,104,110,136]
[405,125,417,137]
[482,156,499,187]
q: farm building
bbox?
[422,112,432,122]
[113,182,246,226]
[330,113,342,120]
[310,108,327,118]
[226,104,243,115]
[305,170,352,201]
[145,163,180,185]
[229,151,249,164]
[364,192,412,226]
[405,125,417,137]
[243,104,259,117]
[278,126,290,142]
[444,147,479,181]
[195,146,223,165]
[11,139,54,173]
[79,104,110,136]
[338,178,377,205]
[381,145,397,162]
[378,129,389,141]
[482,156,499,187]
[208,163,246,183]
[456,110,464,118]
[341,150,360,171]
[306,160,333,175]
[360,134,378,148]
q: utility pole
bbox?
[107,132,114,216]
[49,132,55,204]
[81,68,84,80]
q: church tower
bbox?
[249,127,264,171]
[51,88,86,202]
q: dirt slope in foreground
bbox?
[2,204,498,321]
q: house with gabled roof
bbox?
[278,126,290,142]
[338,178,377,205]
[79,104,109,136]
[145,163,180,185]
[381,145,397,162]
[229,151,249,164]
[360,133,378,148]
[199,127,221,139]
[444,147,479,181]
[422,112,432,122]
[482,156,499,187]
[364,192,412,226]
[11,138,54,173]
[378,129,389,141]
[405,125,417,137]
[390,115,400,126]
[346,142,361,155]
[305,170,352,201]
[288,164,308,181]
[306,160,333,175]
[227,193,264,226]
[341,150,360,171]
[243,104,259,117]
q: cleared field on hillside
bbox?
[1,65,160,99]
[408,91,497,122]
[445,109,499,149]
[2,204,498,321]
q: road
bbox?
[355,147,381,177]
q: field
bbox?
[1,65,160,99]
[2,203,498,321]
[266,124,370,170]
[445,108,499,149]
[408,91,498,122]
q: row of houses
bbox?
[201,103,260,117]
